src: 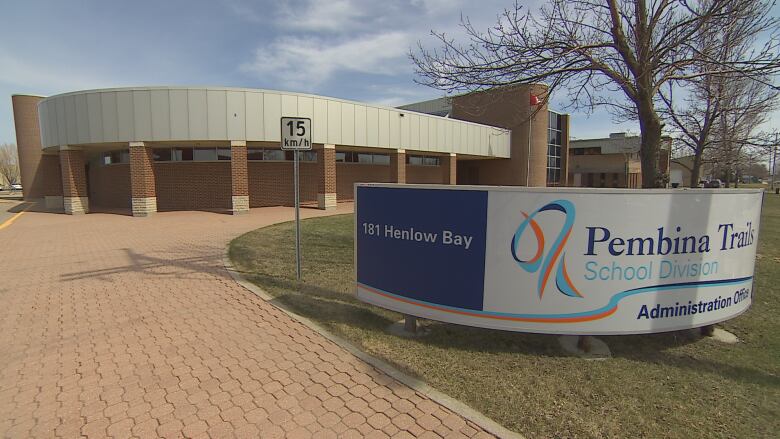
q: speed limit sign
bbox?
[280,116,313,281]
[281,117,312,150]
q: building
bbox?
[12,84,564,217]
[13,87,512,216]
[568,132,671,188]
[670,155,713,187]
[400,85,570,187]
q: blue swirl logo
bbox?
[510,200,583,299]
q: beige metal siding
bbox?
[38,86,510,157]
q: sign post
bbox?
[281,117,312,281]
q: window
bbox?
[373,154,390,165]
[335,151,389,164]
[246,148,317,162]
[264,149,285,161]
[102,150,129,165]
[217,148,232,161]
[407,155,441,166]
[247,148,264,161]
[193,148,217,161]
[546,111,563,186]
[153,149,172,161]
[173,148,193,161]
[153,146,236,162]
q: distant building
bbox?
[670,156,712,187]
[568,132,671,188]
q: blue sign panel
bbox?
[356,186,488,310]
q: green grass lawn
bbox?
[229,196,780,439]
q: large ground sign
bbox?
[355,185,763,335]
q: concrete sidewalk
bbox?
[0,205,495,438]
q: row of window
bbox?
[407,155,441,167]
[153,147,233,162]
[102,148,443,166]
[336,152,389,165]
[247,148,317,162]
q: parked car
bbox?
[705,179,722,188]
[10,184,22,191]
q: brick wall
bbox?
[231,145,248,197]
[89,164,130,208]
[389,151,406,183]
[154,162,232,211]
[406,165,444,184]
[12,95,46,199]
[318,148,336,194]
[130,146,156,198]
[40,155,63,196]
[248,162,318,207]
[60,150,88,197]
[336,164,391,200]
[452,84,549,187]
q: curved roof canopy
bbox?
[37,86,511,158]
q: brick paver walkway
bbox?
[0,206,494,438]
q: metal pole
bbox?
[294,150,302,280]
[771,134,777,192]
[527,112,532,186]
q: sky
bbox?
[1,0,777,145]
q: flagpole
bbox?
[527,92,534,186]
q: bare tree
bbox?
[0,143,20,188]
[411,0,780,187]
[661,0,779,187]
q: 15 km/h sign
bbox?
[281,117,312,150]
[280,117,312,281]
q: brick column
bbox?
[42,153,64,210]
[231,141,249,215]
[59,146,88,214]
[129,142,157,217]
[442,153,457,184]
[390,149,406,183]
[317,145,336,210]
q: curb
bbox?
[223,250,525,439]
[0,202,32,231]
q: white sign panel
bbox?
[280,117,312,150]
[355,185,763,335]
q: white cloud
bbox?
[240,31,413,89]
[409,0,466,15]
[275,0,368,32]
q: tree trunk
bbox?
[690,147,704,187]
[638,102,664,188]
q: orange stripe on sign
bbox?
[561,258,583,298]
[360,285,617,323]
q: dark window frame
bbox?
[406,154,441,167]
[546,110,563,185]
[102,149,130,165]
[335,151,389,165]
[246,147,317,162]
[153,146,235,162]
